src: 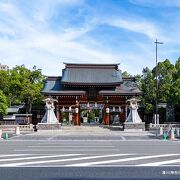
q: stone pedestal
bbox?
[124,122,145,131]
[37,123,61,130]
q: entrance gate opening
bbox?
[80,103,104,125]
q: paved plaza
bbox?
[2,125,177,141]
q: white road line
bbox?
[0,154,80,162]
[38,142,113,145]
[65,154,180,166]
[0,154,132,167]
[7,139,165,142]
[47,135,60,141]
[137,159,180,166]
[22,164,180,167]
[14,149,118,152]
[0,154,31,158]
[120,136,126,140]
[28,145,115,148]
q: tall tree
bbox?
[153,59,175,103]
[0,90,8,116]
[140,67,156,114]
[140,59,180,122]
[9,65,45,113]
[122,71,132,77]
[0,70,10,95]
[172,58,180,104]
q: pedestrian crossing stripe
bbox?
[0,153,179,167]
[0,154,80,162]
[66,154,179,166]
[0,154,131,167]
[137,158,180,166]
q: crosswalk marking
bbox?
[0,154,131,167]
[65,154,179,166]
[0,153,179,167]
[137,158,180,166]
[0,154,30,158]
[0,154,80,162]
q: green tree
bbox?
[172,58,180,104]
[140,59,180,118]
[140,67,156,114]
[153,59,175,103]
[88,111,95,120]
[9,65,45,113]
[122,71,132,77]
[0,70,9,95]
[0,90,8,116]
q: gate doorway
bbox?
[80,103,104,125]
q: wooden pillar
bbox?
[56,105,62,123]
[103,108,106,125]
[104,107,110,125]
[58,110,62,123]
[74,107,80,126]
[125,105,128,120]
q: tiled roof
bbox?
[7,104,25,114]
[41,76,62,92]
[99,80,141,95]
[61,68,122,85]
[41,76,86,95]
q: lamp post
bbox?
[154,39,163,124]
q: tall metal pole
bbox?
[154,39,163,124]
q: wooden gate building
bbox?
[41,63,141,125]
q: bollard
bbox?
[159,127,163,135]
[0,129,2,139]
[170,128,175,140]
[163,132,167,140]
[15,126,20,135]
[176,129,179,137]
[4,133,9,140]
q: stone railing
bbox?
[0,124,33,132]
[149,123,180,129]
[0,121,17,125]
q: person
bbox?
[33,125,37,132]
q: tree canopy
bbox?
[140,58,180,115]
[0,90,8,116]
[0,65,45,114]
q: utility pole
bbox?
[154,39,163,125]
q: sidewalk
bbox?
[4,125,177,141]
[30,125,154,137]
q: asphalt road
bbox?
[0,167,180,180]
[0,127,179,179]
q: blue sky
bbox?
[0,0,180,76]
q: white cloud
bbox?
[0,0,117,76]
[32,0,84,23]
[129,0,180,8]
[0,0,179,77]
[105,17,157,40]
